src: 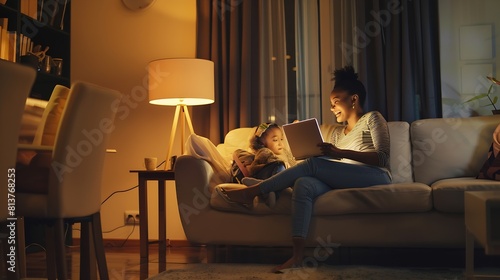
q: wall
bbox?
[439,0,500,117]
[72,0,196,241]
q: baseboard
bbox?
[72,238,197,248]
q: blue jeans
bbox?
[258,157,392,237]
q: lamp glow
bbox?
[148,58,215,170]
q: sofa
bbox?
[174,115,500,251]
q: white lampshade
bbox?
[148,58,215,106]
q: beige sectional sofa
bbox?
[174,115,500,250]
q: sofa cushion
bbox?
[216,128,257,166]
[313,183,432,215]
[387,122,413,183]
[210,182,432,215]
[431,177,500,213]
[411,115,500,185]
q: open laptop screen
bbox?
[282,118,325,160]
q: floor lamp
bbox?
[148,58,215,170]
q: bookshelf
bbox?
[0,0,70,100]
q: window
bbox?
[259,0,322,124]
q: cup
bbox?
[170,155,177,170]
[144,157,157,171]
[41,55,52,73]
[52,58,63,76]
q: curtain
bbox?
[353,0,442,122]
[260,0,322,124]
[259,0,288,124]
[295,0,321,121]
[195,0,261,144]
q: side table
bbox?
[129,169,175,279]
[464,191,500,279]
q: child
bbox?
[248,122,296,172]
[232,123,295,181]
[231,123,296,206]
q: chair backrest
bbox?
[32,85,71,146]
[48,81,122,218]
[0,60,36,220]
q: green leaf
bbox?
[493,96,498,104]
[464,93,489,103]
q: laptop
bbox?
[282,118,325,160]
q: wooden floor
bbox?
[21,242,294,279]
[18,242,500,279]
[23,243,210,279]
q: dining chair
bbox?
[16,81,122,280]
[0,60,36,279]
[32,84,71,146]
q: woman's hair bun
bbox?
[333,65,358,83]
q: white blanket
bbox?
[184,134,231,189]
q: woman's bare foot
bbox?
[271,236,305,273]
[271,256,302,273]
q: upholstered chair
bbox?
[32,85,71,146]
[16,81,122,280]
[0,60,36,279]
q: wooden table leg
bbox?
[466,227,475,280]
[138,176,149,279]
[158,180,166,272]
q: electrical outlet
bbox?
[124,210,140,225]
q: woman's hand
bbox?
[318,142,343,159]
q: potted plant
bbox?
[464,76,500,115]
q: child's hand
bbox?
[317,142,343,159]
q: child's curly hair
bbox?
[249,123,281,152]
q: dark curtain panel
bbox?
[356,0,442,122]
[195,0,261,144]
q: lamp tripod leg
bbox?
[182,105,195,135]
[164,105,181,170]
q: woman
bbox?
[217,65,392,272]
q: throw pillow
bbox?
[477,123,500,180]
[184,134,231,189]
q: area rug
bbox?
[148,263,464,280]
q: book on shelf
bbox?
[51,0,68,30]
[58,0,68,30]
[38,0,68,30]
[0,18,8,60]
[8,31,16,62]
[20,34,34,56]
[20,0,39,20]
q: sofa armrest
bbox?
[174,155,215,225]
